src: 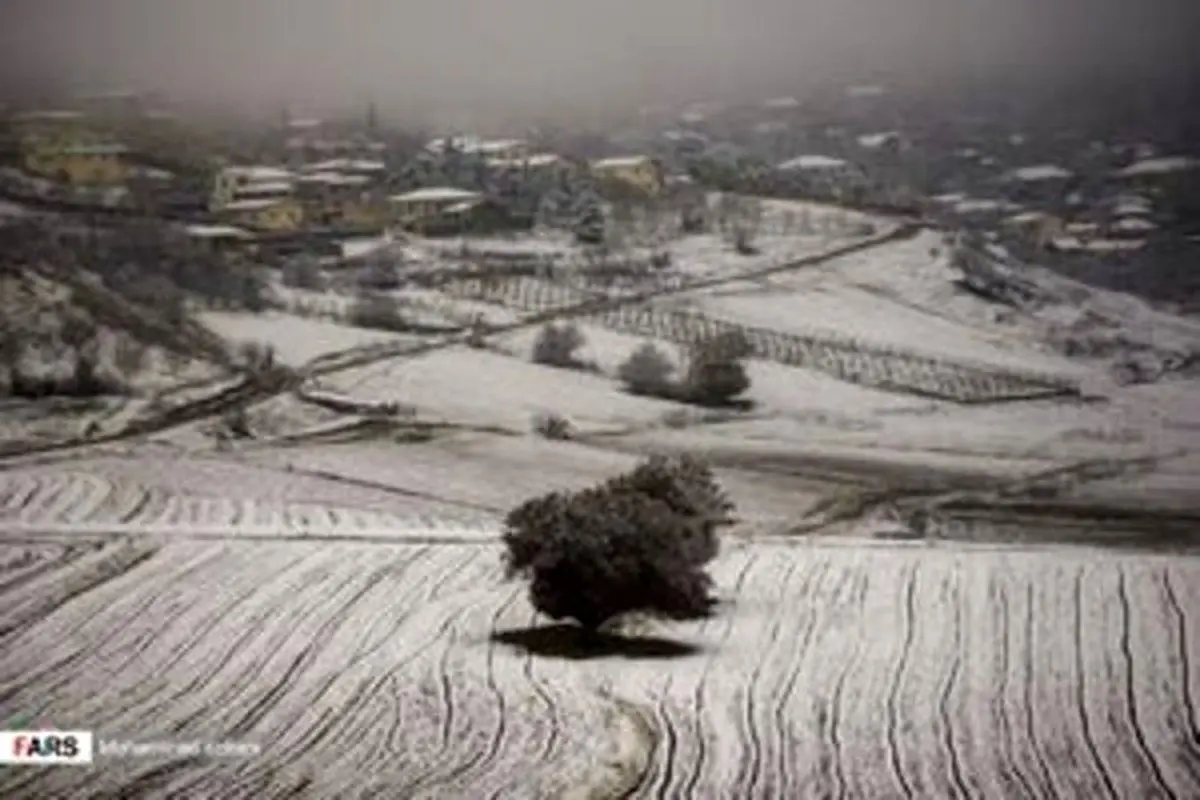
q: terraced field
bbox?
[1,461,1198,799]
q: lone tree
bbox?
[682,330,753,406]
[502,454,734,632]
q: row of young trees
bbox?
[531,322,752,408]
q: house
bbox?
[426,136,530,162]
[36,143,131,186]
[775,154,869,201]
[13,110,131,186]
[589,155,665,196]
[183,223,256,253]
[211,165,296,212]
[485,152,573,177]
[420,196,524,237]
[387,187,483,229]
[221,197,305,233]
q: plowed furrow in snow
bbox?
[0,542,216,705]
[426,588,525,798]
[1028,564,1105,797]
[673,549,759,799]
[890,557,968,798]
[824,571,870,800]
[935,564,972,799]
[1114,568,1179,799]
[834,554,915,799]
[1131,566,1200,794]
[883,560,919,800]
[630,549,752,798]
[1160,569,1200,789]
[45,473,108,523]
[0,475,40,512]
[728,552,806,797]
[87,548,318,728]
[976,567,1041,798]
[1018,574,1063,798]
[776,562,860,799]
[18,474,69,522]
[218,550,463,796]
[1073,566,1121,799]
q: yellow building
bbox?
[221,197,305,233]
[386,187,482,228]
[589,155,665,196]
[14,109,131,186]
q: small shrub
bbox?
[532,412,574,440]
[501,454,733,631]
[281,256,325,290]
[617,342,675,396]
[222,405,252,439]
[649,250,672,269]
[532,322,587,369]
[235,341,276,374]
[348,292,409,332]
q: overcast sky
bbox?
[2,0,1196,124]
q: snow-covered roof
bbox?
[220,197,288,211]
[1064,221,1100,234]
[297,172,371,186]
[234,181,294,195]
[425,136,525,155]
[1003,210,1052,226]
[1114,156,1199,178]
[763,96,799,109]
[304,158,386,173]
[1006,164,1073,182]
[224,165,293,181]
[592,155,655,169]
[952,198,1009,214]
[857,131,900,149]
[287,118,323,130]
[777,154,848,171]
[444,199,483,214]
[487,153,563,169]
[129,166,174,181]
[930,192,966,204]
[1110,217,1157,233]
[185,224,252,239]
[1051,236,1145,253]
[388,187,481,204]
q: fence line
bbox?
[440,275,1079,403]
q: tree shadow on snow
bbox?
[491,624,702,661]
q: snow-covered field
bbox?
[2,508,1198,797]
[199,311,414,368]
[4,208,1200,797]
[321,344,685,434]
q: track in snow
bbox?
[1,527,1197,799]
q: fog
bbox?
[2,0,1196,125]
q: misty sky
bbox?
[2,0,1196,124]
